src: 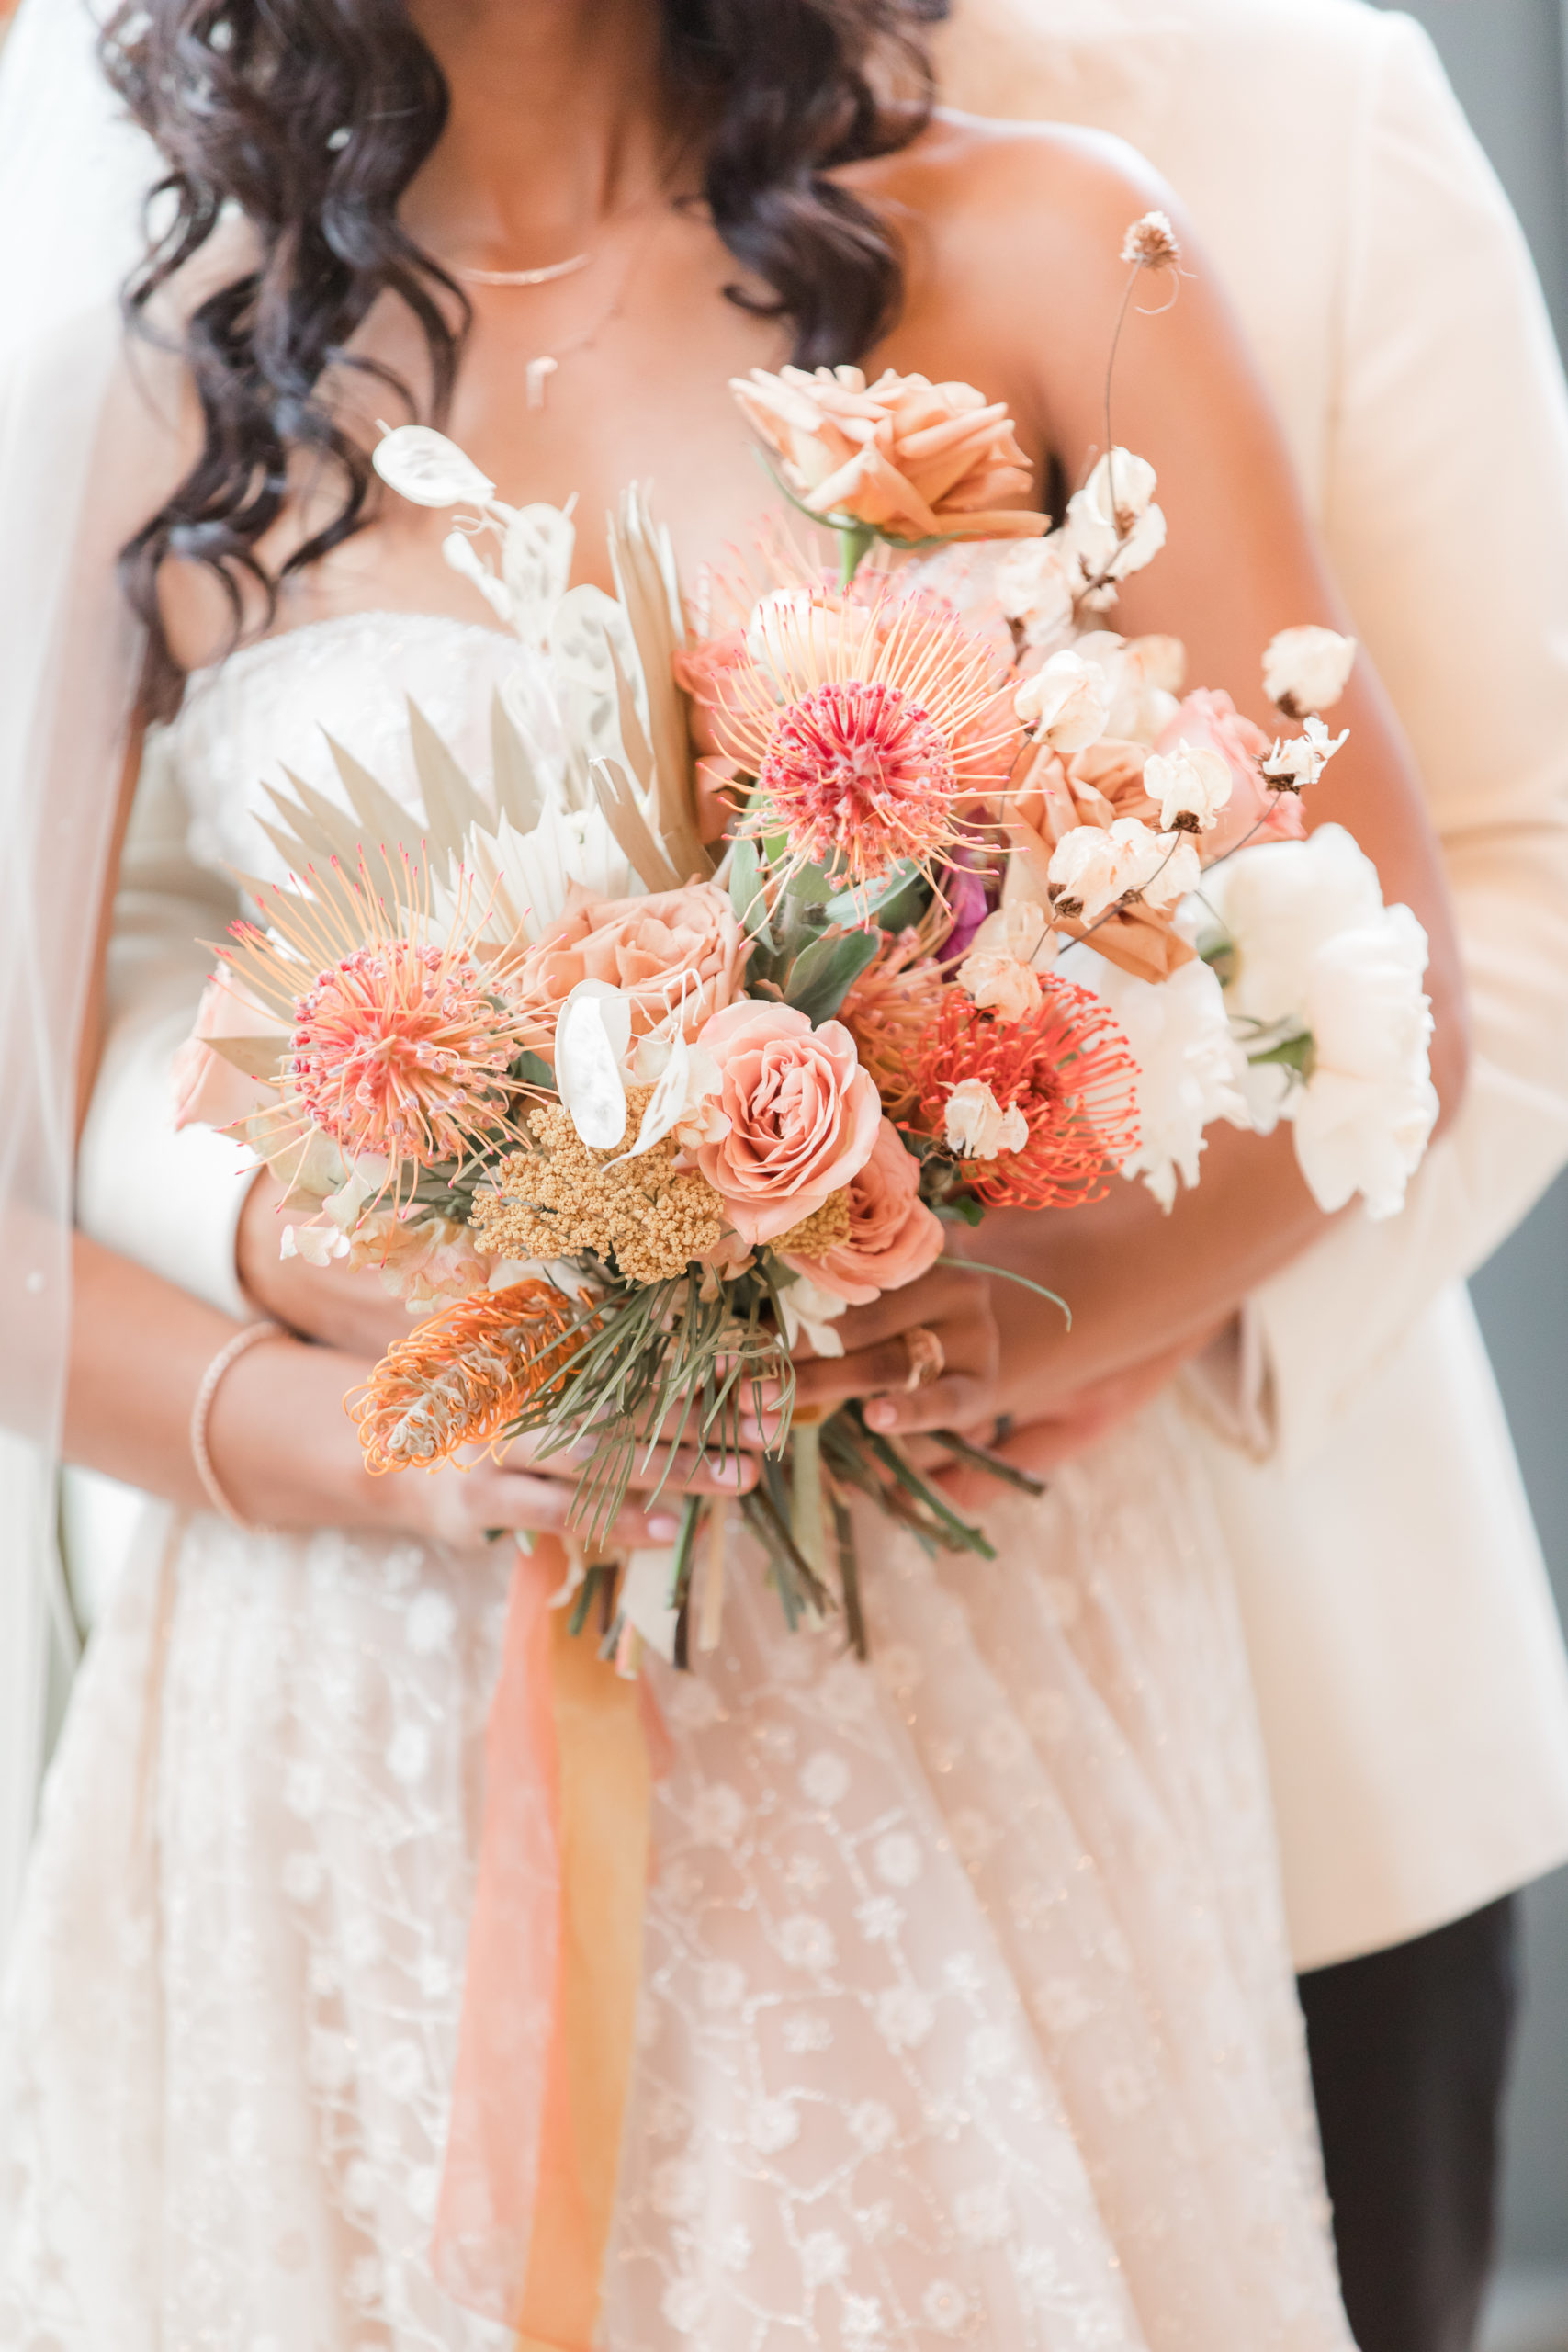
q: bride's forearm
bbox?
[63,1229,379,1524]
[956,1124,1334,1416]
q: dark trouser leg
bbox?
[1296,1895,1521,2352]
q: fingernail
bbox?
[865,1400,897,1432]
[649,1513,680,1544]
[714,1458,744,1487]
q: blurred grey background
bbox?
[1380,9,1568,2342]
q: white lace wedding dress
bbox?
[0,615,1354,2352]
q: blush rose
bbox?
[695,1001,882,1246]
[512,882,747,1043]
[782,1117,945,1305]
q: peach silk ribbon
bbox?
[431,1539,654,2347]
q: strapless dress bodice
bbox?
[164,609,546,885]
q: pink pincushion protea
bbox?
[288,940,521,1169]
[760,677,959,882]
[716,585,1016,888]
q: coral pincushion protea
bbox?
[351,1278,584,1473]
[222,851,543,1200]
[716,587,1016,888]
[910,982,1141,1209]
[288,940,519,1167]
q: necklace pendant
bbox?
[525,356,559,411]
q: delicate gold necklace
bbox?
[454,250,593,288]
[468,210,666,410]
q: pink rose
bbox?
[695,1001,882,1246]
[512,883,747,1043]
[783,1117,945,1304]
[171,973,287,1132]
[1156,690,1303,860]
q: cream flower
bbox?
[1142,739,1234,832]
[1074,630,1185,746]
[1048,819,1199,922]
[1080,448,1158,533]
[994,537,1077,648]
[943,1078,1030,1161]
[1263,626,1358,717]
[776,1271,851,1359]
[957,902,1049,1023]
[1014,649,1113,753]
[1260,714,1350,793]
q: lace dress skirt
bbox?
[0,1397,1352,2352]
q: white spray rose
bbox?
[1014,649,1113,752]
[1292,905,1438,1219]
[1143,739,1234,832]
[1057,943,1250,1210]
[1263,626,1357,716]
[944,1080,1030,1161]
[1204,826,1437,1219]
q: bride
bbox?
[0,0,1467,2344]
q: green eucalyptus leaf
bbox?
[821,859,921,928]
[728,836,774,948]
[782,926,881,1025]
[513,1049,557,1091]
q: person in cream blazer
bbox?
[931,3,1568,2346]
[67,3,1568,2345]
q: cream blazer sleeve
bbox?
[1237,15,1568,1471]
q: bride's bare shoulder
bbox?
[855,108,1170,287]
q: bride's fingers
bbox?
[494,1430,759,1498]
[423,1466,684,1552]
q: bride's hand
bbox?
[236,1167,416,1361]
[737,1262,1000,1444]
[206,1318,755,1551]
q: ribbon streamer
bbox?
[432,1540,652,2348]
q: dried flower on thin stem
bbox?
[350,1278,582,1474]
[908,984,1141,1210]
[1121,210,1182,273]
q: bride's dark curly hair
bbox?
[100,0,948,699]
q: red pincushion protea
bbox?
[909,982,1141,1210]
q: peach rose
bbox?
[512,883,746,1044]
[171,973,288,1132]
[695,1001,882,1246]
[783,1117,945,1305]
[730,364,1048,543]
[1156,690,1303,860]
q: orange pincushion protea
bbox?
[350,1279,584,1474]
[840,907,951,1119]
[909,983,1141,1210]
[714,586,1016,888]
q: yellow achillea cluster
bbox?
[472,1089,726,1285]
[772,1190,852,1258]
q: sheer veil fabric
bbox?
[0,0,164,1951]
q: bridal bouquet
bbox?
[178,213,1438,1667]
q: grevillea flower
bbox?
[222,852,544,1204]
[715,586,1017,888]
[908,984,1141,1209]
[350,1279,583,1473]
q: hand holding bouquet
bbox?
[179,214,1437,1667]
